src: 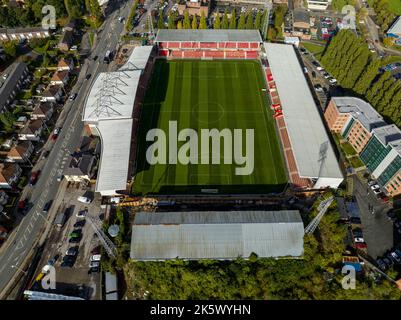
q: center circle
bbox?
[192,102,225,125]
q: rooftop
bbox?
[0,62,27,112]
[332,96,386,132]
[130,210,304,260]
[83,46,153,196]
[264,43,343,181]
[372,124,401,149]
[387,16,401,35]
[155,29,263,43]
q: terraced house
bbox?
[325,97,401,197]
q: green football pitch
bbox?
[132,59,287,195]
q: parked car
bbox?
[42,200,52,214]
[56,173,63,182]
[90,254,101,262]
[69,236,82,243]
[66,246,79,256]
[383,257,393,267]
[85,74,92,80]
[74,220,86,228]
[373,189,381,196]
[354,237,365,243]
[77,196,92,204]
[349,217,361,224]
[329,78,337,84]
[314,84,324,92]
[69,230,82,238]
[370,184,380,190]
[42,150,50,160]
[69,93,77,101]
[89,260,100,268]
[88,267,100,274]
[76,209,88,218]
[390,251,401,264]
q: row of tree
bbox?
[123,193,401,299]
[321,29,401,126]
[373,0,396,33]
[165,9,267,31]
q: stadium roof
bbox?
[95,119,132,195]
[332,96,386,132]
[372,124,401,147]
[155,29,263,43]
[264,43,343,182]
[83,46,153,195]
[130,210,304,260]
[387,16,401,35]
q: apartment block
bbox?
[325,97,401,197]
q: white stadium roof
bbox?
[155,29,263,43]
[83,46,153,195]
[130,210,304,260]
[264,43,343,186]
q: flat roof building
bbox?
[325,97,401,197]
[130,210,304,261]
[264,43,343,189]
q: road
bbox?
[0,0,132,298]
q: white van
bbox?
[77,196,91,204]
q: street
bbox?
[0,0,132,298]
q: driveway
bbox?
[352,174,393,258]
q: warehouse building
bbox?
[155,29,262,59]
[130,210,304,261]
[264,43,343,190]
[325,96,401,197]
[82,46,155,196]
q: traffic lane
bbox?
[0,7,126,293]
[353,175,393,259]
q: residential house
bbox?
[50,70,69,87]
[178,0,210,17]
[63,136,98,183]
[307,0,332,10]
[0,62,29,113]
[0,28,8,41]
[0,163,22,189]
[6,141,34,163]
[18,119,44,141]
[387,16,401,45]
[5,27,50,41]
[58,30,74,52]
[0,191,9,205]
[31,102,54,121]
[57,58,74,72]
[41,85,62,102]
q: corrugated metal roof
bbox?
[105,272,117,294]
[155,29,263,43]
[264,43,343,181]
[130,211,304,260]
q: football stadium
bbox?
[83,29,343,197]
[132,58,287,195]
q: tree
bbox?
[383,37,394,47]
[246,12,254,29]
[192,15,197,29]
[177,20,182,29]
[199,11,207,29]
[168,11,175,29]
[222,10,229,29]
[2,40,17,57]
[214,13,221,29]
[254,10,262,30]
[157,10,164,29]
[183,11,191,29]
[238,12,246,29]
[64,0,85,19]
[229,9,236,29]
